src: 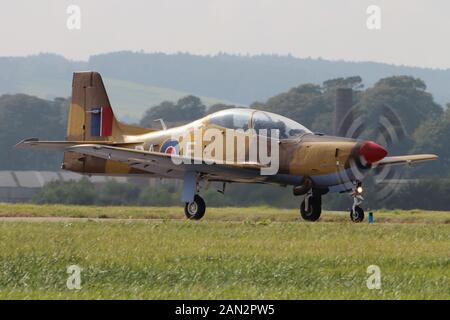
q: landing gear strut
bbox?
[350,182,364,223]
[300,190,322,221]
[182,171,207,220]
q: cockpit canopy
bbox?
[208,108,312,139]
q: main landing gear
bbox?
[298,182,365,223]
[300,190,322,221]
[182,171,209,220]
[350,182,364,223]
[184,194,206,220]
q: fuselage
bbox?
[65,108,380,193]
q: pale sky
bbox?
[1,0,449,69]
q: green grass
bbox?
[0,204,448,299]
[0,203,449,224]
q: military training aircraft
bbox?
[15,72,438,222]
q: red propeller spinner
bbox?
[359,141,388,164]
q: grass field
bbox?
[0,203,448,299]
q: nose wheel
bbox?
[350,205,364,222]
[350,182,364,223]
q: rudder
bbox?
[67,71,117,142]
[63,71,154,173]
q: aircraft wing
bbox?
[66,144,266,182]
[15,138,144,150]
[374,154,438,167]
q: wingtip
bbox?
[14,138,39,148]
[422,154,439,160]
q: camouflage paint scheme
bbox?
[16,72,437,195]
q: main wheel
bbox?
[300,195,321,221]
[184,195,206,220]
[350,206,364,222]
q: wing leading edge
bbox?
[66,144,266,182]
[15,138,144,150]
[374,154,438,167]
[15,139,267,182]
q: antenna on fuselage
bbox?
[154,118,167,130]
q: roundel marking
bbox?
[161,139,180,155]
[165,146,176,154]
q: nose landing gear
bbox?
[350,182,365,222]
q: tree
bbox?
[32,178,96,205]
[381,179,450,210]
[356,76,442,136]
[140,101,178,127]
[0,94,68,170]
[176,95,205,120]
[206,103,236,114]
[250,83,333,134]
[412,106,450,177]
[352,76,443,155]
[96,181,141,205]
[137,185,179,206]
[322,76,363,92]
[140,95,206,127]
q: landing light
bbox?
[356,186,363,194]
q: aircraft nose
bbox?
[359,141,388,164]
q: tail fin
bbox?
[67,71,152,142]
[63,72,154,173]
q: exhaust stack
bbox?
[334,88,353,137]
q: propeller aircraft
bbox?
[16,72,438,222]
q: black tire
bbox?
[184,195,206,220]
[300,195,322,221]
[350,206,364,222]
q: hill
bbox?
[89,52,450,107]
[1,52,449,121]
[0,54,238,122]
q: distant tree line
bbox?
[32,177,450,211]
[32,179,179,206]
